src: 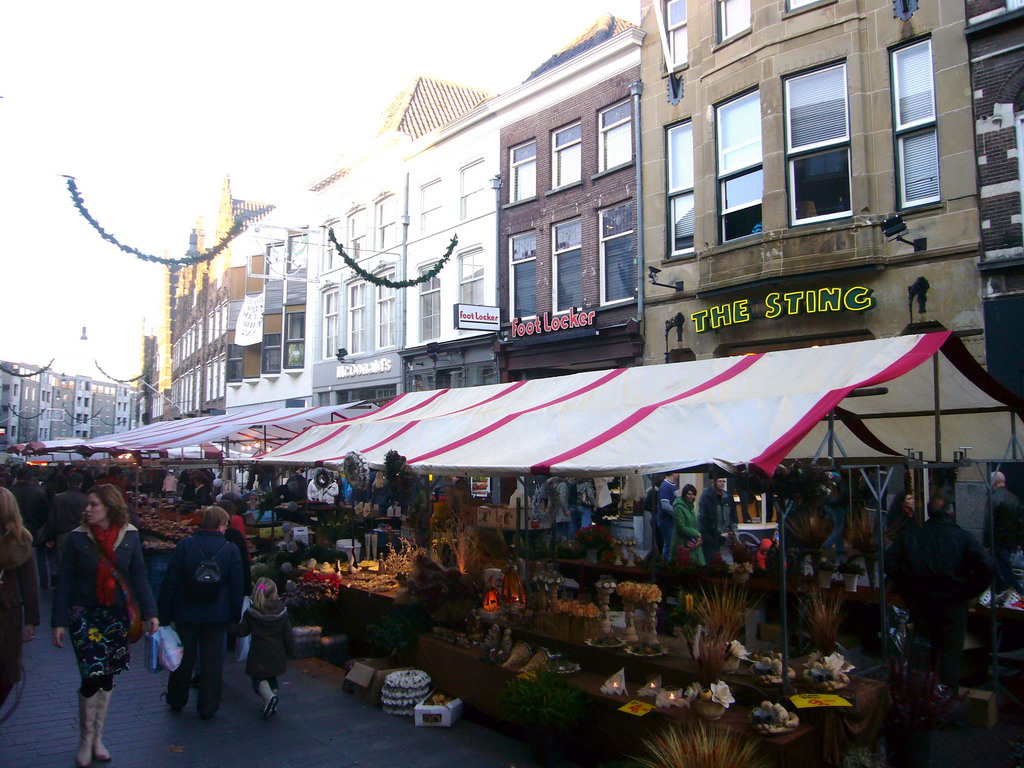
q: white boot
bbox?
[92,688,112,762]
[257,680,278,719]
[76,693,98,768]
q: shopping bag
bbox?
[155,626,184,672]
[235,596,251,662]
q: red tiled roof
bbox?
[377,76,490,140]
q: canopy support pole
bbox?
[812,413,848,462]
[933,354,942,462]
[1004,413,1023,461]
[779,494,791,698]
[858,464,895,672]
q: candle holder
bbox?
[639,675,662,698]
[656,686,683,708]
[601,668,628,696]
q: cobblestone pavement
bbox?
[0,592,542,768]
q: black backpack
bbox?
[186,539,230,603]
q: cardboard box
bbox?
[959,687,997,728]
[414,691,464,727]
[344,658,406,706]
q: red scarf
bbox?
[91,524,120,606]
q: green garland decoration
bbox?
[64,176,245,266]
[94,360,145,385]
[327,228,457,288]
[0,359,54,378]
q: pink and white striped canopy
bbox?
[253,333,1024,477]
[11,403,376,460]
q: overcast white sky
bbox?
[0,0,640,379]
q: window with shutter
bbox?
[785,63,851,224]
[892,40,939,207]
[600,203,635,305]
[552,124,581,189]
[599,103,632,171]
[510,232,537,319]
[511,142,537,202]
[553,220,583,312]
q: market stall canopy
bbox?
[252,333,1024,477]
[9,403,377,460]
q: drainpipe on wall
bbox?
[628,80,646,341]
[400,172,410,392]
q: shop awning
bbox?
[252,333,1024,477]
[10,403,377,460]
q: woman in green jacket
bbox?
[671,484,705,566]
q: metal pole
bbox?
[984,461,1001,702]
[933,354,942,462]
[628,81,645,321]
[779,494,791,698]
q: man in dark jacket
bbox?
[39,472,87,575]
[699,477,738,565]
[885,495,993,686]
[159,505,243,719]
[11,467,52,587]
[985,471,1023,597]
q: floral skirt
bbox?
[69,605,130,679]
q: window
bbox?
[261,334,282,374]
[599,103,632,171]
[347,208,366,259]
[420,181,442,234]
[348,282,367,355]
[785,63,851,224]
[510,232,537,319]
[788,0,818,8]
[892,40,939,207]
[601,204,635,304]
[719,0,750,40]
[377,274,396,348]
[459,249,485,305]
[322,290,338,360]
[552,125,581,188]
[419,269,441,341]
[666,0,688,68]
[716,90,763,242]
[375,196,397,252]
[460,160,488,219]
[553,220,582,312]
[284,312,305,369]
[668,121,695,255]
[510,143,536,202]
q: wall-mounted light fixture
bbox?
[906,276,930,324]
[663,313,685,364]
[336,347,348,362]
[648,266,684,292]
[881,215,927,252]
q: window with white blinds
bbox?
[510,232,537,319]
[717,91,763,241]
[553,220,582,312]
[601,203,635,304]
[719,0,750,41]
[892,40,940,207]
[511,142,537,202]
[599,102,632,171]
[668,121,695,255]
[785,63,852,224]
[552,124,582,188]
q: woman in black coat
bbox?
[0,487,40,709]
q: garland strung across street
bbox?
[94,360,146,385]
[0,359,54,378]
[327,228,457,288]
[64,176,245,266]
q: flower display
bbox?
[616,581,662,604]
[574,524,615,552]
[552,599,601,618]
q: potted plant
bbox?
[885,659,964,768]
[573,524,614,562]
[817,558,836,588]
[499,666,588,766]
[685,625,735,720]
[635,722,772,768]
[729,561,754,583]
[838,560,865,592]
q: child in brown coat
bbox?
[236,578,293,717]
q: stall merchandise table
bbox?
[414,633,820,768]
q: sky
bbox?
[0,0,641,380]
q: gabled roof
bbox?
[232,198,276,224]
[525,13,637,82]
[377,76,490,140]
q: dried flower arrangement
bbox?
[617,581,663,604]
[785,510,834,550]
[696,582,751,641]
[689,624,732,688]
[635,723,772,768]
[844,509,878,556]
[804,590,845,656]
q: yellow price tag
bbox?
[618,699,655,716]
[788,693,852,708]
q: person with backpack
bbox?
[233,577,294,718]
[158,506,243,720]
